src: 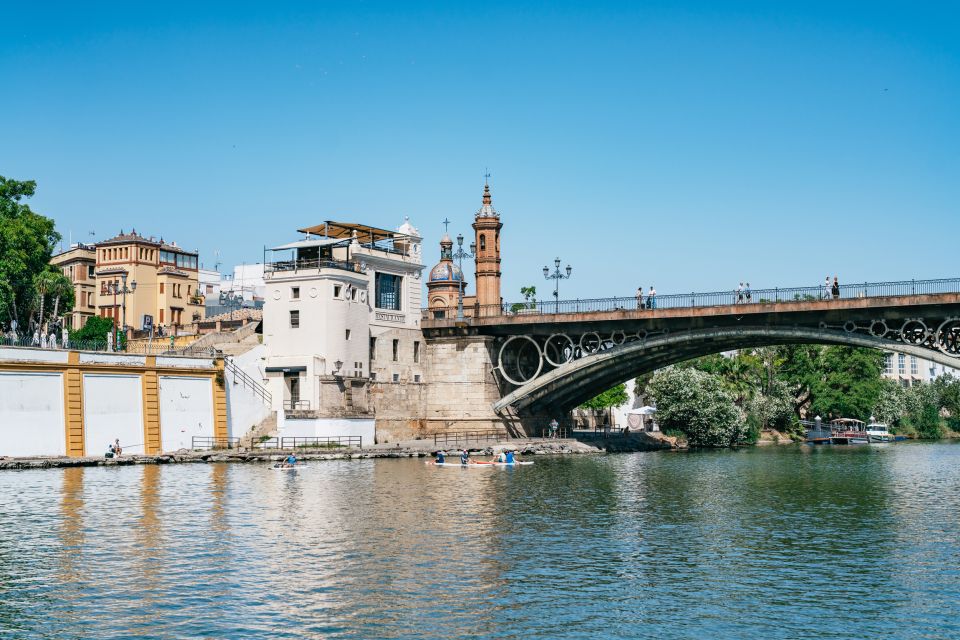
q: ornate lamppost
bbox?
[107,273,137,348]
[453,233,476,322]
[219,290,243,320]
[543,257,572,313]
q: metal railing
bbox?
[265,258,359,274]
[284,400,311,411]
[422,277,960,321]
[224,359,271,406]
[192,436,241,450]
[433,430,505,446]
[281,436,362,449]
[253,437,280,449]
[0,336,219,357]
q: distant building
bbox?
[262,218,424,441]
[883,351,958,387]
[92,230,205,330]
[50,244,97,330]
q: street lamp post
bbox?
[543,257,572,313]
[452,233,476,322]
[107,274,137,349]
[219,291,243,320]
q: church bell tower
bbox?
[472,178,503,308]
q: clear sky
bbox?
[3,1,958,302]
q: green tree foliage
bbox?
[0,176,61,331]
[647,367,745,447]
[71,316,115,348]
[509,285,538,313]
[809,347,884,420]
[33,268,75,329]
[580,383,629,410]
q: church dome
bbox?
[428,262,463,283]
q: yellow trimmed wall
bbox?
[0,350,227,457]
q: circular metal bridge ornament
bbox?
[497,335,544,386]
[543,333,575,367]
[935,318,960,358]
[900,319,929,345]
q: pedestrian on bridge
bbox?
[636,287,644,309]
[647,286,656,309]
[832,276,840,299]
[745,283,752,303]
[824,276,831,300]
[737,282,744,304]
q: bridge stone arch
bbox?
[492,325,960,415]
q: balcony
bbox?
[265,258,359,276]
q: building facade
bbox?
[262,219,425,442]
[883,350,958,387]
[93,230,205,330]
[50,244,97,330]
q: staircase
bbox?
[224,358,271,406]
[241,412,277,448]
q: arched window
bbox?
[479,234,486,251]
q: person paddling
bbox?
[460,449,470,465]
[505,450,516,464]
[283,453,297,468]
[436,450,446,464]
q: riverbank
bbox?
[0,431,679,470]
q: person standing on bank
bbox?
[832,276,840,299]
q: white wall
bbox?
[277,414,375,445]
[159,376,214,452]
[83,374,145,456]
[0,372,66,457]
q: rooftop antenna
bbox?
[214,249,222,273]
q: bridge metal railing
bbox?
[422,277,960,321]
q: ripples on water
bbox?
[1,444,959,639]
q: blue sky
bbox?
[3,1,958,301]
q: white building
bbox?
[883,351,958,387]
[262,219,424,443]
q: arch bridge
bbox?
[420,278,960,417]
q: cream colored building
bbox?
[50,244,97,330]
[93,230,205,330]
[883,351,958,387]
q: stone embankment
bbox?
[0,433,676,470]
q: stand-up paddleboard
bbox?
[424,461,493,468]
[273,464,302,471]
[473,461,534,466]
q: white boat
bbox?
[866,423,893,443]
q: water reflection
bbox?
[0,446,958,638]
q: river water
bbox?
[1,443,959,639]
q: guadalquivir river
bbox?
[2,444,959,639]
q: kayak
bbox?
[473,461,534,466]
[424,461,492,468]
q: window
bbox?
[392,373,399,382]
[159,308,164,323]
[291,287,300,300]
[392,339,399,362]
[351,287,358,302]
[345,329,351,341]
[370,337,377,359]
[414,374,421,383]
[375,273,402,310]
[883,354,893,375]
[333,285,342,298]
[159,282,165,294]
[88,265,95,278]
[479,234,486,251]
[910,356,918,375]
[370,372,377,381]
[898,353,905,375]
[290,310,300,328]
[414,341,421,364]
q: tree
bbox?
[810,347,884,420]
[71,316,114,348]
[580,383,629,411]
[0,176,60,331]
[646,367,746,447]
[510,285,538,314]
[32,269,74,331]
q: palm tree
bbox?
[31,270,74,332]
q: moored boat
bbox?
[866,422,893,443]
[830,418,869,445]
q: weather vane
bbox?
[484,168,491,185]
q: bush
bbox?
[647,367,746,447]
